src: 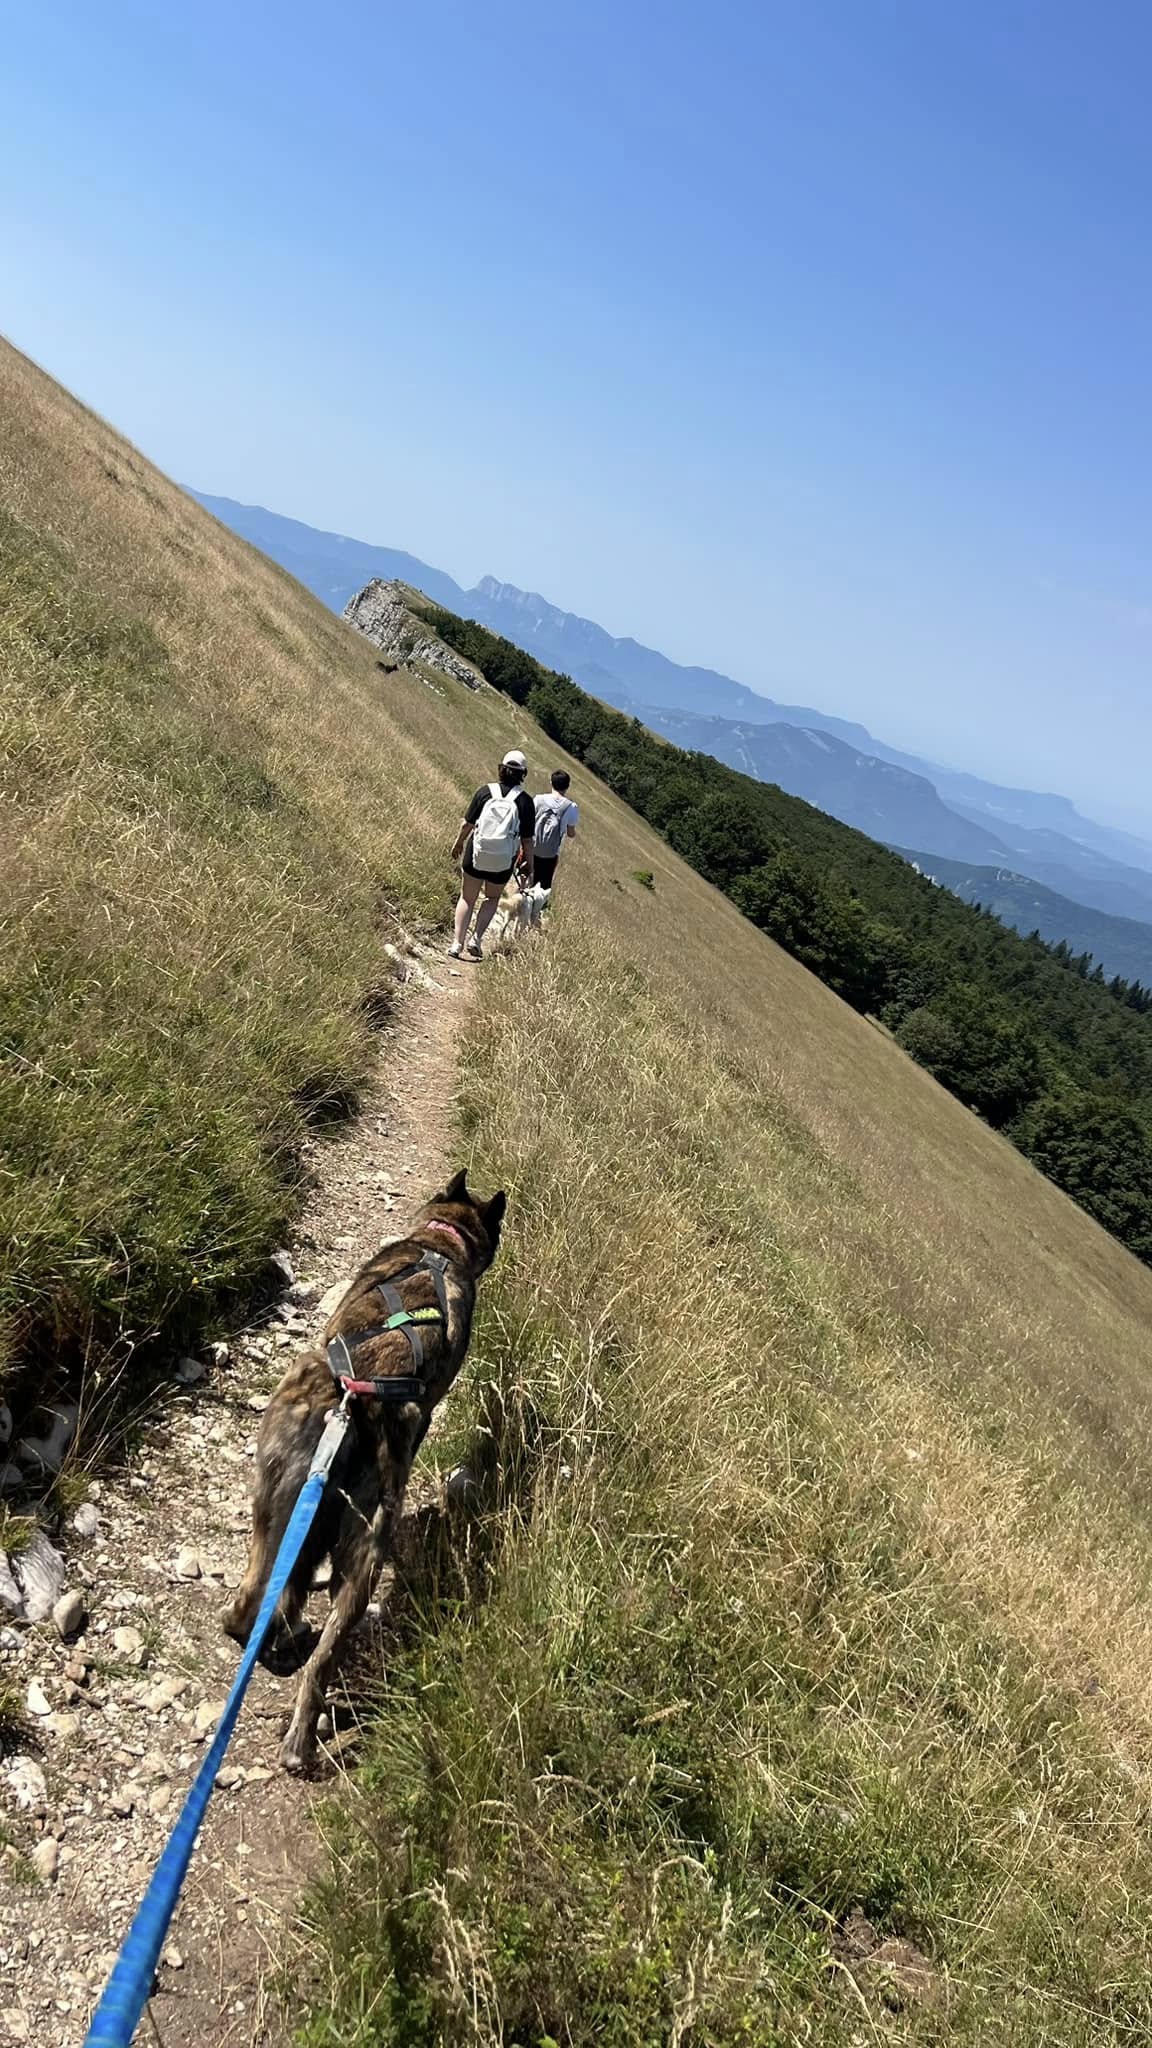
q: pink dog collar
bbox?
[425,1218,468,1256]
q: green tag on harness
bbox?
[383,1306,443,1331]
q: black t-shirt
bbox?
[465,784,535,839]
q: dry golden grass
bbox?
[7,337,1152,2038]
[311,889,1152,2043]
[0,337,536,1395]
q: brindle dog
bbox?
[223,1170,506,1771]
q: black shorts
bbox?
[533,854,559,891]
[462,852,514,886]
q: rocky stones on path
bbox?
[193,1698,224,1737]
[3,1756,48,1815]
[45,1711,80,1739]
[13,1532,66,1623]
[108,1785,136,1817]
[247,1395,269,1414]
[14,1400,78,1479]
[173,1354,207,1385]
[288,1277,319,1306]
[174,1545,202,1580]
[69,1502,101,1540]
[270,1248,296,1287]
[111,1625,145,1662]
[143,1674,191,1712]
[52,1589,86,1640]
[0,2007,29,2041]
[25,1678,51,1717]
[30,1836,60,1883]
[0,1552,22,1616]
[317,1280,347,1320]
[162,1944,185,1970]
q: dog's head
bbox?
[421,1168,507,1272]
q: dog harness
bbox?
[325,1247,452,1403]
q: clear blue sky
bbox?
[4,1,1152,829]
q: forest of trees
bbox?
[427,603,1152,1270]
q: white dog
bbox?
[491,878,551,948]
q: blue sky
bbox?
[4,1,1152,828]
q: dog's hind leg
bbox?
[222,1487,279,1644]
[222,1416,323,1645]
[279,1504,389,1773]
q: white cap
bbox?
[501,749,528,770]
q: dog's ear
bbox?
[481,1189,507,1240]
[438,1168,468,1204]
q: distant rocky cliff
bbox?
[344,579,488,691]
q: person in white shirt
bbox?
[531,770,578,895]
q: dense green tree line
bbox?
[428,605,1152,1267]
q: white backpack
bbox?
[471,782,523,873]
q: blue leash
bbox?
[84,1400,351,2047]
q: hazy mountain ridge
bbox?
[897,849,1152,986]
[640,708,1012,864]
[192,492,1152,925]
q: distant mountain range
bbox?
[192,490,1152,948]
[894,851,1152,989]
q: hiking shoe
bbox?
[466,939,483,960]
[448,940,462,958]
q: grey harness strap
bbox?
[325,1249,451,1403]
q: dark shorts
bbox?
[462,852,514,886]
[533,854,559,891]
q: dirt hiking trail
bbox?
[0,955,473,2047]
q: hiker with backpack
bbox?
[531,769,578,896]
[449,751,536,959]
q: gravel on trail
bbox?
[0,959,471,2047]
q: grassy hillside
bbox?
[0,340,535,1401]
[422,607,1152,1269]
[8,342,1152,2040]
[310,856,1152,2046]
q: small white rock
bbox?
[143,1675,190,1712]
[25,1679,51,1717]
[3,1756,48,1815]
[193,1699,223,1736]
[69,1503,101,1540]
[112,1625,144,1660]
[13,1533,66,1623]
[0,2007,29,2041]
[52,1589,86,1640]
[163,1944,184,1970]
[270,1248,295,1286]
[317,1281,347,1321]
[0,1552,22,1616]
[174,1546,201,1581]
[30,1836,60,1882]
[173,1355,207,1385]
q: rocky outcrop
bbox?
[343,580,488,691]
